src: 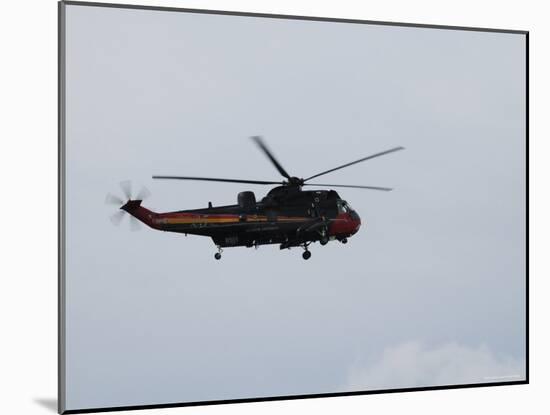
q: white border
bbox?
[1,1,543,414]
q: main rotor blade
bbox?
[303,183,393,191]
[304,146,405,181]
[152,175,283,186]
[251,136,291,179]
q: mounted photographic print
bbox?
[58,1,528,413]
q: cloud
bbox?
[344,341,525,391]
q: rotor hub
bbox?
[286,176,304,186]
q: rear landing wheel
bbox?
[341,238,348,244]
[302,251,312,260]
[214,252,222,260]
[320,236,329,246]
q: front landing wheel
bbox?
[214,252,222,260]
[302,251,312,260]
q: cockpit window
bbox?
[337,200,352,213]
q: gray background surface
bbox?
[64,4,526,410]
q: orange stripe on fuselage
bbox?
[156,213,309,225]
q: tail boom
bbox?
[120,200,160,229]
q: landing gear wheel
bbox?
[214,252,222,260]
[320,236,329,246]
[341,238,348,244]
[302,250,312,260]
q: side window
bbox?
[337,200,351,213]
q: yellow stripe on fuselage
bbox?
[161,215,308,225]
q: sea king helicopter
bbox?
[106,136,403,260]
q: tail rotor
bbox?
[105,181,151,231]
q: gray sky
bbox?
[63,4,526,411]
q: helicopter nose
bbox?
[349,210,361,233]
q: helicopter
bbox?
[106,136,403,260]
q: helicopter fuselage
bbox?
[121,188,361,250]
